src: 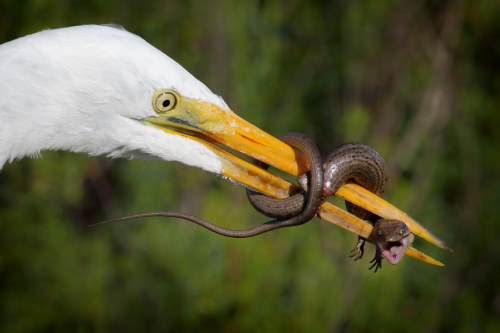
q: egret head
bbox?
[0,25,301,193]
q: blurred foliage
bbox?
[0,0,499,331]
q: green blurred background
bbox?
[0,0,498,331]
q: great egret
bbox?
[0,25,449,265]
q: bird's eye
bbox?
[153,90,178,113]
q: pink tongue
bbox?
[382,243,405,264]
[381,235,411,265]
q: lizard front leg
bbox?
[349,236,366,261]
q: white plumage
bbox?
[0,25,226,173]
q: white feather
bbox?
[0,25,227,173]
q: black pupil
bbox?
[162,99,171,108]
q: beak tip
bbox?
[437,239,453,252]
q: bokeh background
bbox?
[0,0,498,331]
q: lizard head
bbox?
[373,219,415,265]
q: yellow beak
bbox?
[144,92,451,266]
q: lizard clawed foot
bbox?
[368,249,383,273]
[349,237,365,261]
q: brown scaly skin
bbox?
[321,143,389,271]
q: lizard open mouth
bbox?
[380,234,415,265]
